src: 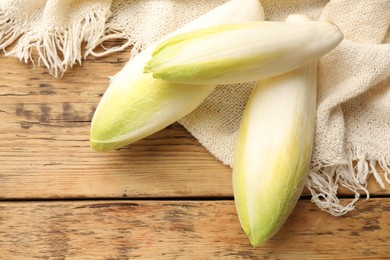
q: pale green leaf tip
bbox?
[238,222,271,247]
[143,62,153,74]
[90,140,114,152]
[249,233,268,248]
[90,130,124,152]
[237,208,271,247]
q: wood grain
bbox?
[0,51,233,199]
[0,39,389,260]
[0,49,388,199]
[0,199,388,259]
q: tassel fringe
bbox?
[0,6,134,77]
[0,9,25,51]
[307,143,390,216]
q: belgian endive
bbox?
[145,20,343,85]
[90,0,264,151]
[233,15,328,247]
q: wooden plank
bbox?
[0,122,233,199]
[1,52,388,199]
[0,199,388,259]
[0,51,234,199]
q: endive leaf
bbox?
[90,0,265,151]
[145,20,343,85]
[233,15,319,247]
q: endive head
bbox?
[233,64,317,247]
[144,20,343,85]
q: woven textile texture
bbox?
[1,0,389,215]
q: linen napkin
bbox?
[1,0,389,216]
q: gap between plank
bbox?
[0,192,389,203]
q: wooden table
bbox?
[1,47,389,259]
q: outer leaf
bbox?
[233,61,318,246]
[145,20,343,85]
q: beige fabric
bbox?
[1,0,389,216]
